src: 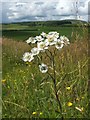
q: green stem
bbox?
[52,55,63,118]
[45,49,63,118]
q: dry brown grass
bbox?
[2,38,30,53]
[2,38,31,62]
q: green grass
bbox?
[2,33,89,119]
[2,23,88,42]
[2,21,89,118]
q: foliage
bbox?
[2,32,89,118]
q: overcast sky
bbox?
[0,0,90,23]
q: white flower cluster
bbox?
[23,31,70,73]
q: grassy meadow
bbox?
[2,21,89,118]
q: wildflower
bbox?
[48,31,59,38]
[55,39,64,50]
[40,112,43,115]
[39,63,48,73]
[67,102,73,107]
[60,36,70,46]
[44,32,59,46]
[82,96,84,99]
[45,37,57,46]
[76,97,80,101]
[2,79,6,83]
[26,37,36,44]
[7,86,10,89]
[37,41,48,51]
[26,38,31,44]
[81,107,84,112]
[41,32,47,37]
[25,62,29,65]
[32,112,37,115]
[35,35,44,42]
[31,47,40,56]
[22,52,34,62]
[66,87,71,90]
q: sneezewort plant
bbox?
[22,31,70,118]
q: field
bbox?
[1,21,88,41]
[1,21,89,118]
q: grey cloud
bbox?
[2,3,12,23]
[35,2,44,5]
[13,16,37,22]
[1,0,89,23]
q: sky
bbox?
[0,0,90,23]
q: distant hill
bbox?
[1,19,89,41]
[1,19,89,32]
[2,19,88,27]
[17,19,87,27]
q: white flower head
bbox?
[45,36,57,46]
[35,35,44,42]
[48,31,59,38]
[22,52,34,62]
[45,32,59,46]
[60,36,70,45]
[41,32,47,38]
[26,37,36,44]
[37,41,48,51]
[55,39,64,50]
[39,63,48,73]
[31,47,40,56]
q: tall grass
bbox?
[2,33,89,118]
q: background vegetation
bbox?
[1,20,89,118]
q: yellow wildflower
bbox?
[67,102,73,107]
[7,86,10,89]
[2,79,6,83]
[66,87,71,90]
[40,112,43,115]
[81,107,84,112]
[26,62,32,65]
[76,98,79,101]
[32,112,37,115]
[82,97,84,99]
